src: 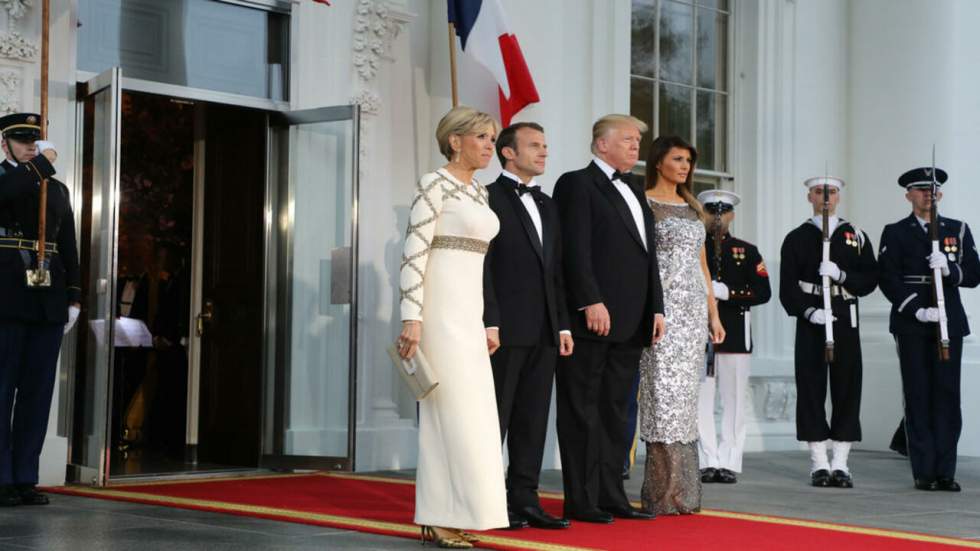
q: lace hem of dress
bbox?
[640,441,702,515]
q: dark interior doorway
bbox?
[96,92,266,478]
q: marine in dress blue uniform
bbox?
[779,177,878,488]
[0,113,80,506]
[878,167,980,492]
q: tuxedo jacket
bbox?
[483,175,570,347]
[879,213,980,337]
[552,161,665,344]
[706,232,771,353]
[0,156,80,323]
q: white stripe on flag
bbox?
[462,0,512,97]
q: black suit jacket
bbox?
[879,213,980,337]
[0,156,80,323]
[483,175,570,347]
[552,161,664,344]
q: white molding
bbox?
[0,66,21,114]
[1,0,32,20]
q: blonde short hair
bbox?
[590,114,648,155]
[435,106,500,161]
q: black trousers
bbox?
[0,321,63,485]
[491,342,556,509]
[555,339,641,515]
[794,319,862,442]
[897,334,963,481]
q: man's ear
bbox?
[501,145,517,162]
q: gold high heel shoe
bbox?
[457,532,480,544]
[420,526,474,549]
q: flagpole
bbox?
[448,21,459,107]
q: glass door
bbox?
[66,67,122,486]
[262,105,359,470]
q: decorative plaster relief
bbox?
[0,31,38,60]
[349,89,381,116]
[749,377,796,421]
[1,0,32,20]
[351,0,400,83]
[0,69,22,114]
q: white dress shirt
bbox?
[501,170,543,244]
[593,157,647,250]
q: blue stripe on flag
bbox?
[447,0,482,50]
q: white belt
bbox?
[798,281,856,300]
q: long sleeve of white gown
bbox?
[400,174,446,321]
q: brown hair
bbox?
[496,122,545,166]
[435,106,500,162]
[644,135,703,219]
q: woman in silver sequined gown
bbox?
[638,136,725,515]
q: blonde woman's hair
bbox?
[435,106,500,161]
[644,135,705,220]
[590,114,648,155]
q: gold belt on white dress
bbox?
[431,235,489,255]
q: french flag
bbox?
[448,0,540,126]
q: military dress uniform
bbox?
[696,190,771,484]
[878,167,980,491]
[0,113,80,506]
[779,177,878,487]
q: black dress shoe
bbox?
[517,505,570,529]
[506,509,529,529]
[936,478,961,492]
[914,479,938,491]
[600,506,656,520]
[700,467,719,483]
[566,509,614,524]
[0,485,21,507]
[716,469,737,484]
[810,469,831,487]
[830,470,853,489]
[16,485,49,506]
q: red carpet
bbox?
[47,473,977,550]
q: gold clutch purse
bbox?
[386,345,439,400]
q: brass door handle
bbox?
[196,300,214,337]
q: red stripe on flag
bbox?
[313,0,331,5]
[496,34,539,126]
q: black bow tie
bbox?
[612,170,633,184]
[506,179,537,196]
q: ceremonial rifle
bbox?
[26,0,51,287]
[821,171,835,363]
[706,204,723,377]
[929,146,950,361]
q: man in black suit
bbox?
[484,122,573,530]
[0,113,80,506]
[552,114,665,523]
[879,167,980,491]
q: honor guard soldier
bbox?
[0,113,80,506]
[878,167,980,492]
[695,190,771,484]
[779,176,877,488]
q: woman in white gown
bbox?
[397,106,508,548]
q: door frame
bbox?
[64,74,360,483]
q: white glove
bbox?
[928,251,950,277]
[807,308,836,325]
[711,280,729,301]
[819,261,843,282]
[35,140,56,152]
[64,305,80,335]
[915,307,940,323]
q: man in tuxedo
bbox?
[552,114,665,523]
[484,122,573,530]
